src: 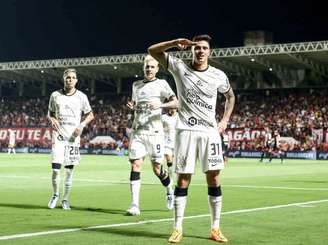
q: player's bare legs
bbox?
[152,161,174,210]
[165,154,174,178]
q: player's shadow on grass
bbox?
[85,227,209,241]
[0,203,125,214]
[0,203,49,210]
[71,206,126,215]
[0,203,166,216]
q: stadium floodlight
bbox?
[251,58,255,62]
[113,66,117,70]
[41,70,44,73]
[135,74,138,78]
[269,67,273,71]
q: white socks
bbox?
[51,169,60,196]
[63,168,73,201]
[174,196,187,230]
[208,195,223,229]
[130,180,141,207]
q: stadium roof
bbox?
[0,40,327,93]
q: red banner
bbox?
[226,128,265,141]
[0,128,53,142]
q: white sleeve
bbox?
[161,80,176,100]
[82,94,92,114]
[218,72,231,94]
[167,55,180,74]
[132,82,136,102]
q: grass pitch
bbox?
[0,153,327,245]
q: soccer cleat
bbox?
[61,200,71,210]
[166,193,174,210]
[209,228,228,243]
[126,204,140,216]
[168,229,183,243]
[48,194,59,209]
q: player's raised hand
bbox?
[174,38,198,50]
[148,100,162,110]
[72,122,86,138]
[127,101,135,110]
[218,119,228,134]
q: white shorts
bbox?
[164,136,175,156]
[174,129,224,174]
[129,132,164,163]
[51,132,80,166]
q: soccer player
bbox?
[7,129,16,154]
[162,105,178,177]
[47,68,94,210]
[126,55,178,215]
[149,35,235,243]
[268,129,281,163]
[260,127,271,162]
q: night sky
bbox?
[0,0,327,61]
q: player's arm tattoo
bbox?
[222,88,235,122]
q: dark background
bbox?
[0,0,327,61]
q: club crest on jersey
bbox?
[176,155,187,170]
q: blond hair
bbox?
[144,55,159,66]
[63,68,77,80]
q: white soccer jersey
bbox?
[168,55,230,132]
[131,79,175,135]
[162,113,178,147]
[48,89,92,140]
[8,130,16,146]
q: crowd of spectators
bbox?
[1,87,328,152]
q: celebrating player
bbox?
[126,55,178,215]
[149,35,235,243]
[47,68,94,210]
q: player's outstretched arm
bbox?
[148,38,197,69]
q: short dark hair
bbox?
[192,34,212,44]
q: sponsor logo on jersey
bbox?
[186,89,213,110]
[187,117,214,128]
[196,80,203,87]
[208,158,222,166]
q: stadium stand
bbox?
[1,40,328,158]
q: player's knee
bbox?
[52,163,61,170]
[157,166,170,187]
[64,168,73,186]
[174,186,188,196]
[130,171,140,181]
[208,186,222,197]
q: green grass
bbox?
[0,153,327,244]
